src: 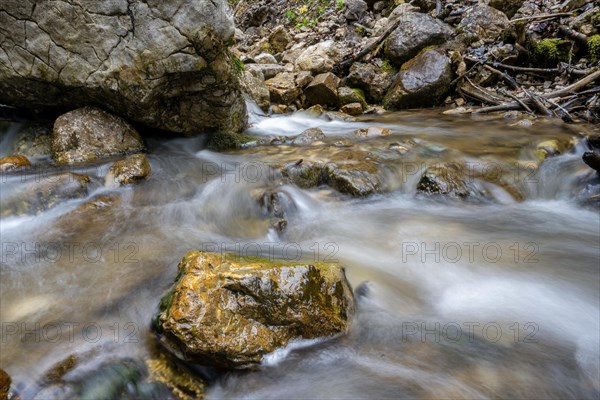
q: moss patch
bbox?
[207,131,255,151]
[588,35,600,63]
[532,39,571,67]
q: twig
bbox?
[483,64,552,116]
[459,77,507,105]
[545,97,574,122]
[473,104,522,114]
[511,12,573,23]
[465,56,591,76]
[501,89,535,114]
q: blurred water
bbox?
[0,110,599,399]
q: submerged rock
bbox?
[1,172,90,217]
[535,139,564,160]
[291,128,326,146]
[384,49,453,109]
[0,0,247,134]
[417,162,490,200]
[0,155,31,172]
[146,353,204,400]
[52,107,145,165]
[325,163,383,197]
[105,154,151,186]
[282,159,326,188]
[155,251,355,368]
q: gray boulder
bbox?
[52,107,145,165]
[459,4,510,43]
[344,0,368,21]
[384,49,453,109]
[384,12,453,65]
[295,40,343,75]
[0,0,247,134]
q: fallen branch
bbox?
[558,25,588,43]
[473,104,522,114]
[484,64,552,116]
[464,56,592,77]
[459,77,508,105]
[511,12,573,23]
[546,69,600,98]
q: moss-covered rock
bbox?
[588,35,600,63]
[154,251,355,368]
[532,39,572,67]
[206,131,257,151]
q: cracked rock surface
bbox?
[0,0,247,134]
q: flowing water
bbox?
[1,107,599,399]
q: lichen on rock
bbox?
[154,251,355,368]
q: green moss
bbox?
[532,39,571,67]
[351,88,366,103]
[588,35,600,63]
[381,59,396,74]
[207,131,255,151]
[355,25,367,37]
[229,53,244,77]
[591,12,600,27]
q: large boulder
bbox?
[383,49,453,109]
[0,0,247,134]
[51,107,145,165]
[154,251,355,368]
[458,4,510,43]
[304,73,340,107]
[384,12,453,65]
[295,40,343,75]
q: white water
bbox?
[0,109,599,399]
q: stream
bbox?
[1,107,599,399]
